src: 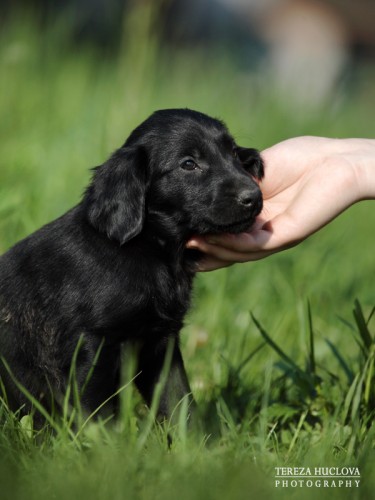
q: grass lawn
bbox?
[0,11,374,500]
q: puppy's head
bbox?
[84,109,263,244]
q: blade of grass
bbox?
[136,338,175,452]
[250,313,303,375]
[325,338,354,383]
[307,301,316,375]
[0,356,65,435]
[353,299,373,351]
[342,372,359,423]
[74,373,140,440]
[364,350,375,406]
[286,409,308,459]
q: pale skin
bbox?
[187,136,375,271]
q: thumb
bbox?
[253,213,305,251]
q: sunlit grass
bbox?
[0,9,375,500]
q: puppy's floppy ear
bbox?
[85,146,148,245]
[237,147,264,180]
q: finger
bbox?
[188,227,276,253]
[187,236,276,264]
[195,256,234,272]
[204,229,272,251]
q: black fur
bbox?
[0,109,263,422]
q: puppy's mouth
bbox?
[206,215,256,235]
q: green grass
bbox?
[1,9,375,500]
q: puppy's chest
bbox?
[99,259,195,339]
[147,265,194,325]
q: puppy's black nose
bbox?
[238,189,258,207]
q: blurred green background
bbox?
[0,1,374,499]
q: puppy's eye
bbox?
[232,147,239,159]
[181,159,198,171]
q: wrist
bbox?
[351,139,375,201]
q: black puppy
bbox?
[0,109,263,422]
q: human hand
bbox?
[187,136,375,271]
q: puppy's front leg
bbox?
[135,337,194,422]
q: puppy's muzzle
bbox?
[237,187,263,218]
[237,187,263,215]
